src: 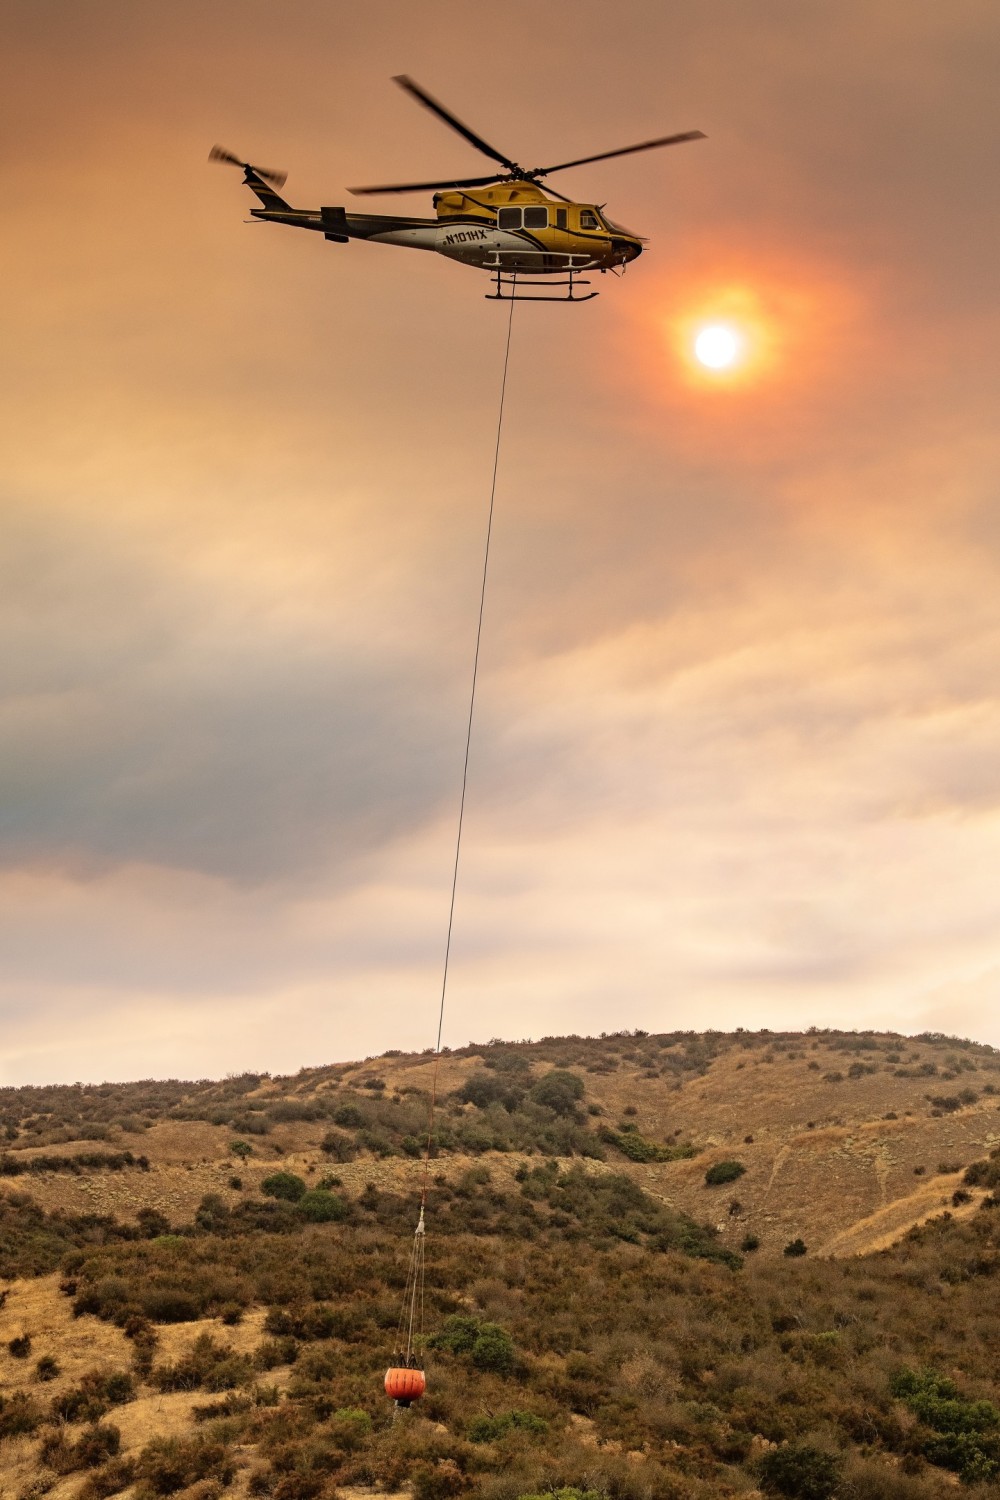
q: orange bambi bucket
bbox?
[385,1366,427,1404]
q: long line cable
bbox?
[394,296,516,1369]
[436,295,517,1054]
[418,294,516,1208]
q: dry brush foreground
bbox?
[2,1028,1000,1500]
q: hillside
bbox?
[3,1028,999,1257]
[2,1029,1000,1500]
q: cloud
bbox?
[3,0,1000,1081]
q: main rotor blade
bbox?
[348,173,505,196]
[536,129,706,176]
[393,75,521,173]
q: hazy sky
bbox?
[4,0,1000,1084]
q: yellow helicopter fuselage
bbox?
[431,181,643,274]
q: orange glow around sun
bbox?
[672,283,782,387]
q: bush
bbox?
[52,1369,135,1422]
[261,1172,307,1203]
[891,1367,1000,1478]
[759,1442,842,1500]
[598,1124,691,1163]
[328,1406,373,1451]
[41,1421,121,1474]
[152,1332,252,1393]
[467,1409,548,1442]
[528,1070,585,1116]
[431,1314,516,1374]
[705,1160,746,1186]
[320,1129,358,1161]
[964,1150,1000,1191]
[0,1390,43,1439]
[332,1103,366,1128]
[412,1460,467,1500]
[784,1238,808,1257]
[520,1491,599,1500]
[296,1189,346,1223]
[135,1434,235,1494]
[76,1455,137,1499]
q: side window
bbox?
[555,208,567,230]
[522,206,547,229]
[580,210,599,230]
[497,207,521,230]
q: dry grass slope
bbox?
[2,1028,1000,1500]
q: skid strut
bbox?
[485,252,599,302]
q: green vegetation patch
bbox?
[598,1123,695,1163]
[705,1160,747,1186]
[759,1442,842,1500]
[891,1367,1000,1482]
[467,1409,548,1442]
[431,1315,516,1374]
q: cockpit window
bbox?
[497,207,521,230]
[580,210,599,231]
[522,206,547,229]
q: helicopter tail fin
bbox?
[209,147,292,211]
[242,165,292,212]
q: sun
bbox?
[694,323,744,370]
[665,282,781,389]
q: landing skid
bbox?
[486,267,598,304]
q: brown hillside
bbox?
[5,1028,999,1257]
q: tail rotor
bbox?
[209,145,287,189]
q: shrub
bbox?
[229,1140,253,1159]
[52,1369,135,1422]
[135,1434,236,1494]
[759,1442,842,1500]
[8,1332,31,1357]
[261,1172,307,1203]
[891,1368,1000,1483]
[152,1332,252,1393]
[528,1070,585,1116]
[41,1421,121,1474]
[467,1409,548,1442]
[431,1314,516,1374]
[296,1189,346,1223]
[328,1406,373,1451]
[964,1150,1000,1191]
[599,1125,691,1163]
[412,1460,468,1500]
[784,1238,808,1257]
[320,1129,358,1161]
[35,1353,60,1381]
[0,1390,43,1439]
[76,1455,137,1499]
[520,1491,599,1500]
[705,1160,746,1186]
[332,1103,366,1129]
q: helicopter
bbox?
[212,76,705,302]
